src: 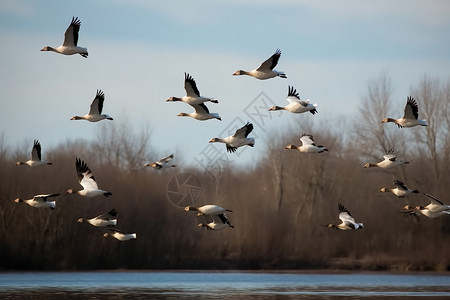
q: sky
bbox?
[1,0,449,169]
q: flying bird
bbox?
[325,203,364,230]
[78,209,118,227]
[144,154,176,169]
[167,73,219,105]
[209,122,255,153]
[269,86,317,114]
[103,228,137,241]
[16,140,52,167]
[71,89,113,122]
[13,193,60,210]
[364,149,409,169]
[233,49,287,80]
[403,193,450,219]
[67,158,112,198]
[285,134,328,153]
[379,180,419,198]
[177,103,221,121]
[381,96,427,128]
[40,17,88,58]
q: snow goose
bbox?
[364,149,409,169]
[67,158,112,198]
[13,193,60,210]
[167,73,219,105]
[103,228,137,241]
[71,90,113,122]
[381,97,427,128]
[233,49,286,80]
[184,204,232,217]
[209,122,255,153]
[326,203,364,230]
[16,140,52,167]
[40,17,88,58]
[177,103,221,121]
[78,209,117,227]
[403,193,450,218]
[379,180,419,198]
[144,154,176,169]
[198,213,234,230]
[269,86,318,114]
[285,134,328,153]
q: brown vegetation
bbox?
[0,76,449,271]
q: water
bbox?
[0,271,449,299]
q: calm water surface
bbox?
[0,271,449,299]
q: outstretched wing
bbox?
[184,73,200,97]
[89,90,104,115]
[257,49,281,71]
[63,17,81,47]
[300,134,315,146]
[159,154,174,164]
[233,122,253,139]
[403,96,419,120]
[338,203,357,226]
[98,208,118,220]
[423,193,445,206]
[34,193,60,202]
[393,180,407,191]
[31,140,42,161]
[383,149,397,161]
[75,158,99,190]
[193,103,210,114]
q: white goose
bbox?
[285,134,328,153]
[403,193,450,218]
[78,209,117,227]
[209,122,255,153]
[103,228,137,241]
[40,17,88,58]
[381,96,427,128]
[198,213,234,230]
[364,149,409,169]
[269,86,318,114]
[13,193,60,210]
[177,103,221,121]
[71,90,113,122]
[326,203,364,230]
[167,73,219,105]
[184,204,232,217]
[16,140,52,167]
[144,154,176,169]
[233,49,286,80]
[379,180,419,198]
[67,158,112,198]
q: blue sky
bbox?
[1,0,449,168]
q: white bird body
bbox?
[209,122,255,153]
[177,103,221,121]
[71,90,113,122]
[16,140,52,167]
[233,49,286,80]
[327,203,363,230]
[103,229,136,241]
[381,97,427,128]
[14,193,59,210]
[167,73,219,105]
[269,86,318,114]
[184,204,232,216]
[41,17,88,58]
[379,180,419,198]
[364,149,409,169]
[78,209,117,227]
[286,134,328,153]
[67,158,112,198]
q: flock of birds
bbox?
[13,16,449,244]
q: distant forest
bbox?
[0,74,449,271]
